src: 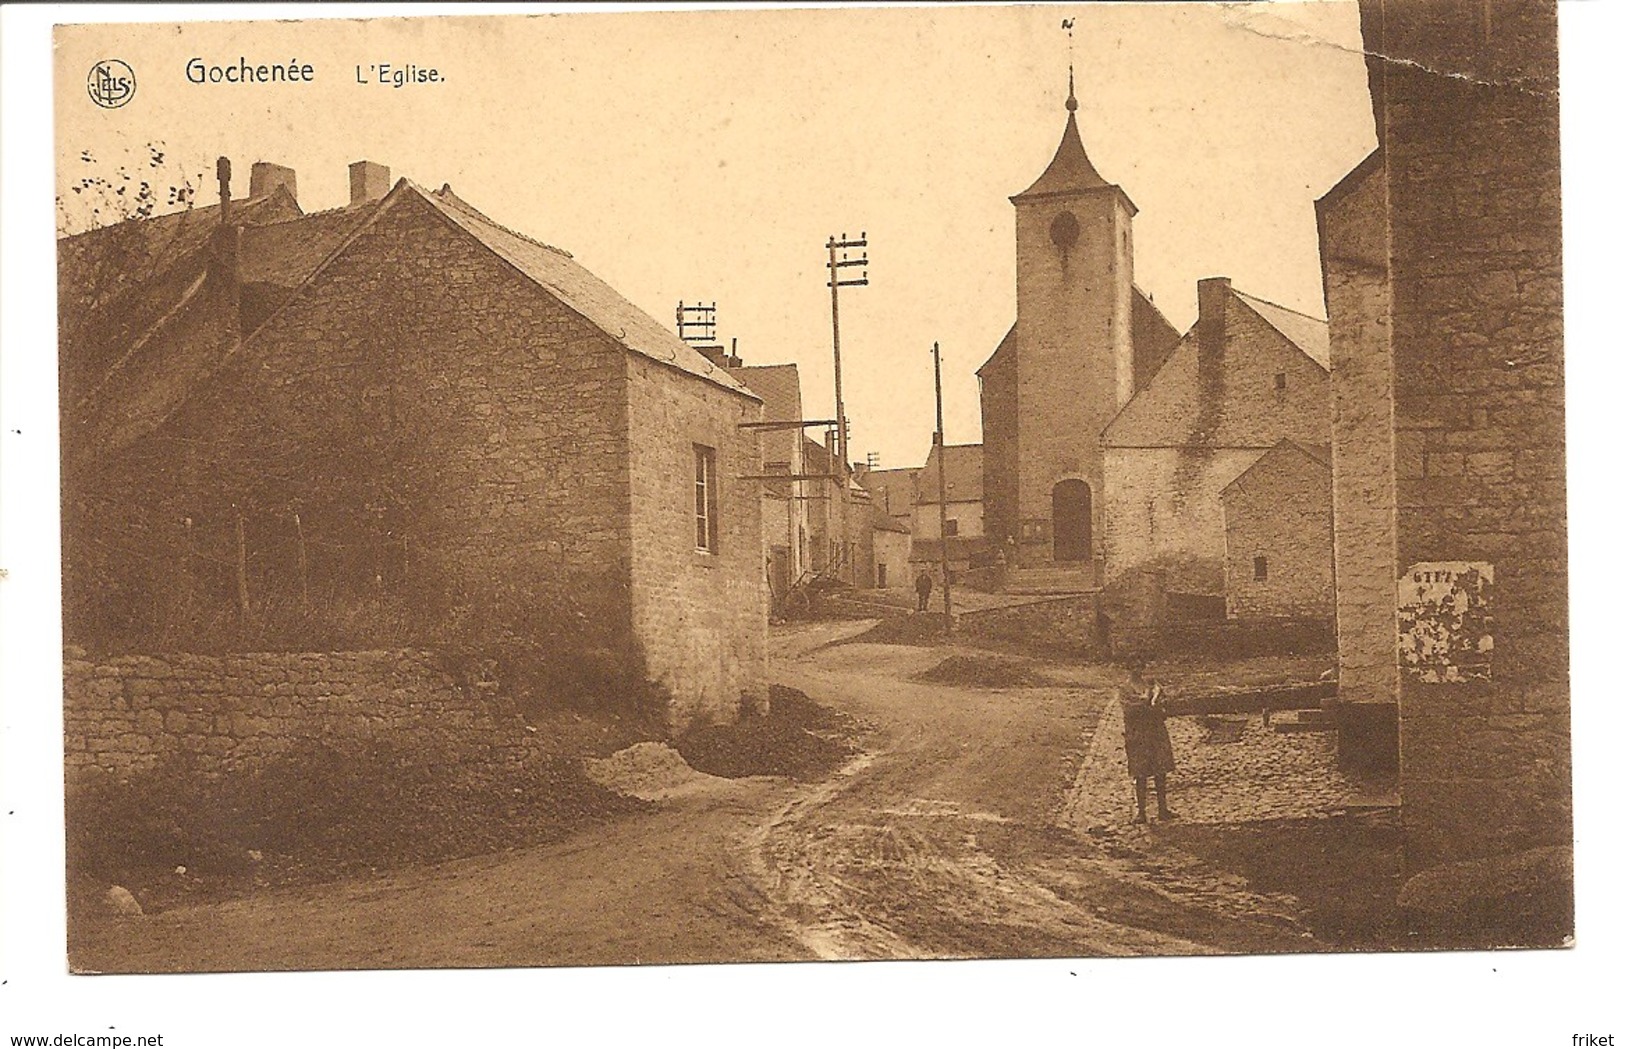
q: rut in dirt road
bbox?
[745,632,1310,960]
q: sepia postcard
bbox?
[3,0,1616,1041]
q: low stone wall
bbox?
[958,594,1105,657]
[64,648,537,787]
[1113,617,1335,662]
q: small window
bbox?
[1253,555,1269,582]
[944,518,960,537]
[1274,372,1288,392]
[694,444,719,552]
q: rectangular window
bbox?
[1274,372,1288,391]
[1253,555,1269,582]
[694,444,719,553]
[944,518,960,537]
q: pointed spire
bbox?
[1012,71,1111,201]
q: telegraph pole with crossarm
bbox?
[826,231,868,581]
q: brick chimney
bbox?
[349,160,391,205]
[249,161,298,206]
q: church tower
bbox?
[1006,72,1137,572]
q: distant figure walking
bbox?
[1119,662,1176,824]
[914,570,934,613]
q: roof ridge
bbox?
[1232,288,1327,325]
[428,184,573,259]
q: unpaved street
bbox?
[71,622,1309,972]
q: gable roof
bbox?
[858,466,921,519]
[1102,282,1329,449]
[61,176,760,463]
[239,203,379,288]
[1131,287,1182,390]
[1223,438,1332,497]
[869,501,911,534]
[1233,290,1330,370]
[916,443,983,505]
[420,186,752,397]
[727,363,802,422]
[975,323,1017,379]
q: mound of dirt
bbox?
[768,683,862,734]
[838,613,949,647]
[914,654,1051,689]
[582,742,735,802]
[67,737,644,914]
[676,690,858,781]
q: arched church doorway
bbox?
[1052,480,1091,563]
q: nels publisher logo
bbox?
[87,59,136,109]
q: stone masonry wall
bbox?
[959,594,1105,658]
[1012,188,1134,566]
[978,330,1019,551]
[64,649,535,788]
[1319,152,1400,713]
[626,352,767,731]
[1103,446,1261,593]
[1103,291,1330,593]
[1367,0,1569,871]
[1223,448,1334,619]
[95,189,637,651]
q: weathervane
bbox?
[1062,16,1077,109]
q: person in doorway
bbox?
[914,569,934,613]
[1119,661,1176,823]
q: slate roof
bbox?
[240,203,378,288]
[422,185,752,397]
[727,363,802,422]
[916,443,984,505]
[1013,111,1113,201]
[1101,283,1329,449]
[60,175,760,464]
[975,323,1017,379]
[858,466,922,520]
[1234,290,1331,370]
[870,501,912,534]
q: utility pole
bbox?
[933,341,954,636]
[826,231,868,581]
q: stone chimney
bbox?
[1196,276,1231,357]
[349,160,391,205]
[249,161,298,205]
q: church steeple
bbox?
[1011,71,1117,203]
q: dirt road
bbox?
[71,621,1309,972]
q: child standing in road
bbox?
[1119,662,1176,824]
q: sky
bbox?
[52,3,1376,471]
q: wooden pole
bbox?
[828,237,849,583]
[933,341,954,636]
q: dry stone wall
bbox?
[64,648,536,788]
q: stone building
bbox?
[1318,0,1568,897]
[725,362,810,604]
[1220,439,1333,619]
[910,442,989,582]
[1099,277,1330,594]
[977,77,1181,578]
[868,503,912,591]
[859,465,921,532]
[59,158,767,731]
[911,443,984,544]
